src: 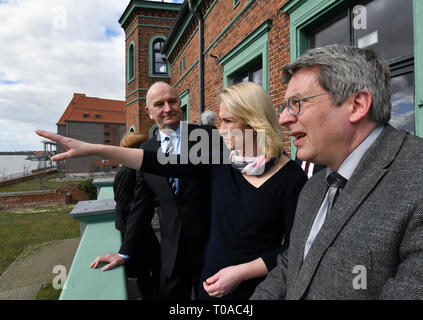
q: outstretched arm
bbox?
[35,130,144,170]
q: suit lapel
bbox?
[289,125,407,299]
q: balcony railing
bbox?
[59,177,127,300]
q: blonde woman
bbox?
[36,82,307,300]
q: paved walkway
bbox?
[0,237,80,300]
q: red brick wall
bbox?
[0,169,58,188]
[168,0,293,154]
[0,185,87,210]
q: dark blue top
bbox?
[141,150,307,300]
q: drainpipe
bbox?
[188,0,204,124]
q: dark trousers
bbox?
[156,237,203,300]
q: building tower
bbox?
[119,0,181,137]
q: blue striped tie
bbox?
[164,137,178,194]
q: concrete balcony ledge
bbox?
[70,198,116,225]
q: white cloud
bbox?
[0,0,130,151]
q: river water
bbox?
[0,155,44,177]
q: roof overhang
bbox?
[119,0,182,28]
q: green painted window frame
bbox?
[234,0,240,9]
[149,35,170,78]
[221,19,272,92]
[127,41,135,83]
[179,89,190,122]
[149,124,158,138]
[128,125,136,133]
[283,0,423,152]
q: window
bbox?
[306,0,414,133]
[128,42,135,82]
[83,113,89,118]
[149,36,170,78]
[234,0,240,9]
[179,89,189,122]
[153,39,167,74]
[230,62,263,87]
[221,20,272,92]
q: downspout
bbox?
[187,0,204,124]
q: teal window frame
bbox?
[128,41,135,83]
[234,0,240,9]
[149,124,158,138]
[128,125,136,133]
[179,89,189,122]
[149,35,170,78]
[220,20,272,92]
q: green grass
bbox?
[0,204,80,277]
[0,172,86,193]
[35,282,62,300]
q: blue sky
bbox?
[0,0,183,151]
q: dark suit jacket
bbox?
[252,125,423,299]
[119,123,212,278]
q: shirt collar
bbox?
[159,123,181,144]
[326,125,384,180]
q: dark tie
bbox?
[164,137,178,194]
[325,172,348,215]
[304,161,310,176]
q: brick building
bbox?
[120,0,422,156]
[56,93,126,174]
[119,0,181,136]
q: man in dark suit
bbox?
[90,82,211,300]
[252,44,423,299]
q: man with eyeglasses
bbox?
[252,44,423,299]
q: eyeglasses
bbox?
[277,92,330,116]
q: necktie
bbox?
[325,172,348,216]
[164,137,178,194]
[303,171,347,260]
[304,161,310,176]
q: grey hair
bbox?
[283,44,391,125]
[201,110,217,126]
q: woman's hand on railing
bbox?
[90,253,127,271]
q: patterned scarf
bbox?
[229,150,282,176]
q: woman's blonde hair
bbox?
[120,132,148,148]
[219,82,284,158]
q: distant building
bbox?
[56,93,126,174]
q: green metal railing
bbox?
[59,178,127,300]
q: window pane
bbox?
[308,12,350,48]
[155,52,166,63]
[354,0,413,61]
[251,68,263,87]
[181,105,187,121]
[155,63,167,73]
[154,40,164,50]
[389,72,415,134]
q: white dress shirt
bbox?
[303,125,384,260]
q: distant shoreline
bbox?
[0,151,41,155]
